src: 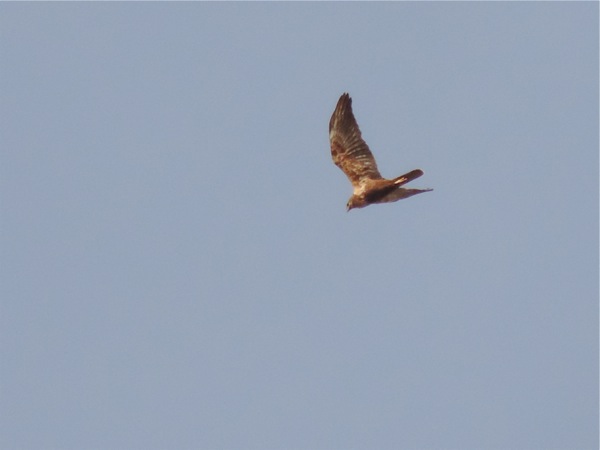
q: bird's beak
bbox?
[346,205,351,212]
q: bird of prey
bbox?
[329,93,432,211]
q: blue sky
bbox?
[1,3,598,449]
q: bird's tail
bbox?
[392,169,424,187]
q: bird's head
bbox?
[346,196,361,212]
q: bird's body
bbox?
[329,93,432,210]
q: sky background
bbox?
[1,3,598,450]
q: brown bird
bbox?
[329,93,432,211]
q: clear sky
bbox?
[1,3,598,450]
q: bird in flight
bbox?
[329,93,432,211]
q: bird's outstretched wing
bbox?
[329,93,382,187]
